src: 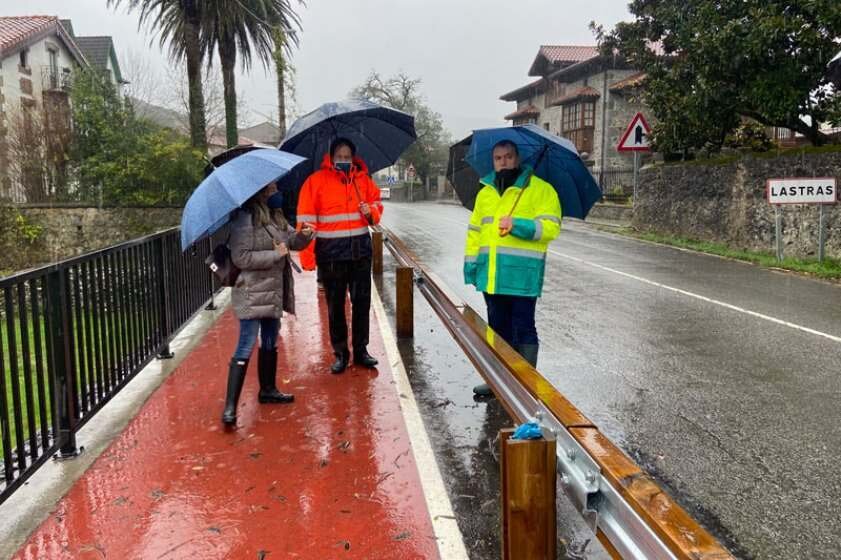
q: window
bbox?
[19,49,28,68]
[562,101,596,132]
[48,49,58,88]
[561,100,597,155]
[543,122,550,131]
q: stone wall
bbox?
[592,70,649,172]
[586,203,632,226]
[8,206,182,270]
[634,151,841,259]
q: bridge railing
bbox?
[0,227,225,504]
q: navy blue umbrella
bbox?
[180,148,307,251]
[279,99,416,175]
[464,124,603,220]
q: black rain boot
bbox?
[518,344,539,368]
[257,348,294,404]
[222,358,248,425]
[473,345,539,399]
[472,383,493,398]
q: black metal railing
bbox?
[0,226,225,504]
[594,168,635,203]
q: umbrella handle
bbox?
[499,167,535,237]
[351,179,374,224]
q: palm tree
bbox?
[272,26,290,139]
[203,1,302,148]
[108,0,208,151]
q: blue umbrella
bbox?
[279,99,416,175]
[464,124,603,220]
[180,148,307,251]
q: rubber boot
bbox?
[222,358,248,425]
[472,383,493,398]
[473,344,539,398]
[257,348,294,404]
[518,343,539,368]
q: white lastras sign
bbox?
[767,178,837,205]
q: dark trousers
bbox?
[483,293,538,346]
[321,258,372,357]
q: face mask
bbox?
[267,191,284,209]
[496,167,521,187]
[335,161,352,173]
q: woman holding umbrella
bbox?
[222,182,315,424]
[180,148,315,425]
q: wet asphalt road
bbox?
[379,201,841,560]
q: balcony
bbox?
[40,66,72,92]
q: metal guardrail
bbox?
[378,226,734,560]
[0,227,225,504]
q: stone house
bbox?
[500,45,650,180]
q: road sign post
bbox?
[767,177,837,263]
[819,204,826,263]
[617,112,652,205]
[407,164,416,203]
[633,152,640,202]
[775,205,784,262]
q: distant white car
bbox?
[380,187,391,200]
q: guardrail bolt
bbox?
[586,471,597,485]
[566,448,576,461]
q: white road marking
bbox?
[548,248,841,344]
[371,283,470,560]
[386,203,841,345]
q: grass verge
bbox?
[613,228,841,281]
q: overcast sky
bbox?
[3,0,631,138]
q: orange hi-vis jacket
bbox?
[296,153,383,270]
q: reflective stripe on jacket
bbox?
[296,153,383,269]
[463,166,562,297]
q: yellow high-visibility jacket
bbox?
[463,167,562,297]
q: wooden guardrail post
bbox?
[396,266,413,338]
[500,428,557,560]
[372,230,383,276]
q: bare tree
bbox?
[163,60,249,143]
[4,105,71,202]
[121,48,166,107]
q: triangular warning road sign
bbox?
[617,112,652,152]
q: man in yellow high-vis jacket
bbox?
[463,140,562,397]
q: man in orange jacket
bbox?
[297,138,383,373]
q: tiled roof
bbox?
[504,105,541,121]
[609,72,647,92]
[59,19,74,38]
[551,86,601,106]
[0,15,87,65]
[0,15,56,53]
[74,36,113,70]
[538,45,600,64]
[529,45,599,76]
